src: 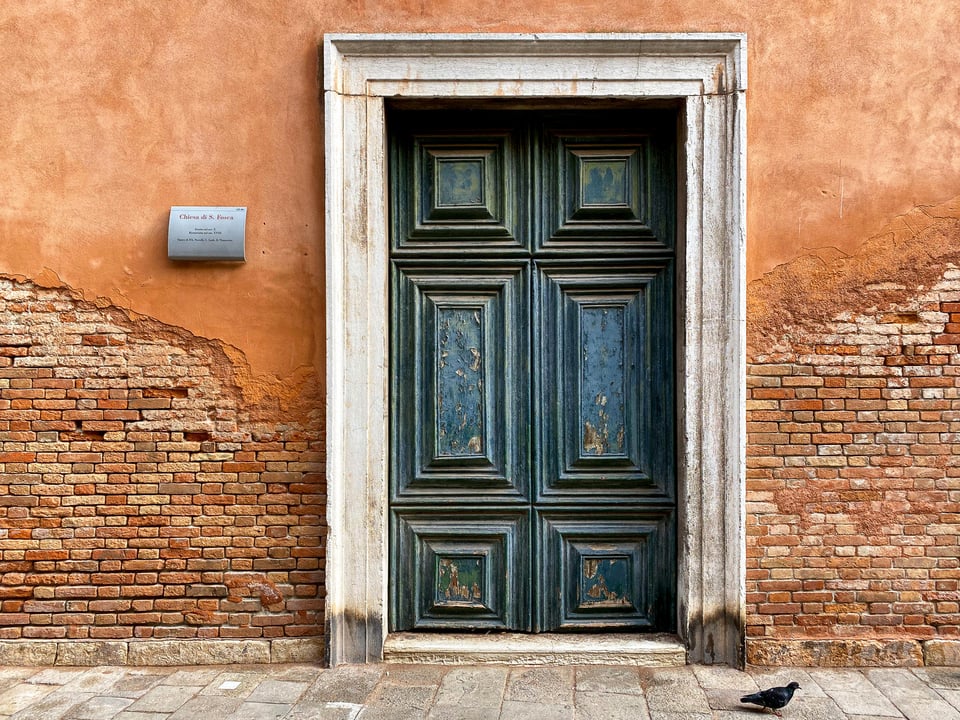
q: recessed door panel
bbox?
[392,264,529,501]
[537,263,674,500]
[393,509,530,630]
[390,115,527,254]
[537,509,674,630]
[538,118,676,253]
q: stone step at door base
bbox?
[383,633,686,666]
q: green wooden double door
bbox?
[389,107,677,633]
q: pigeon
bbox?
[740,681,800,716]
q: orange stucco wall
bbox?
[4,0,960,388]
[6,0,960,665]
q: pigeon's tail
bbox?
[740,692,762,704]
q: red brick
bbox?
[0,452,35,462]
[816,345,859,355]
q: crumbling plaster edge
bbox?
[0,273,321,429]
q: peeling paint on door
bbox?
[437,556,484,606]
[581,556,631,607]
[580,305,627,456]
[436,306,485,456]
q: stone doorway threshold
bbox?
[384,633,686,666]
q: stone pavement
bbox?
[0,662,959,720]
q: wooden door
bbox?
[388,107,676,633]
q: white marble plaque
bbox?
[168,206,246,261]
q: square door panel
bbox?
[392,264,529,502]
[537,509,674,630]
[392,509,530,630]
[536,263,674,501]
[390,125,526,252]
[431,152,492,214]
[574,149,642,216]
[538,119,675,253]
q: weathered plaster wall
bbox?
[4,1,960,382]
[5,0,960,664]
[746,195,960,666]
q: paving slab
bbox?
[161,668,224,686]
[911,667,960,690]
[61,668,141,695]
[366,682,437,710]
[112,712,170,720]
[380,664,447,687]
[105,670,171,698]
[300,665,383,705]
[358,703,427,720]
[937,688,960,712]
[434,666,508,708]
[809,668,902,717]
[868,668,960,720]
[198,668,267,698]
[782,696,851,720]
[747,667,828,698]
[245,679,309,704]
[694,664,759,692]
[500,700,574,720]
[575,666,643,695]
[125,683,198,713]
[263,664,319,683]
[428,705,502,720]
[642,666,710,714]
[167,694,243,719]
[0,668,37,684]
[505,666,575,705]
[286,701,363,720]
[0,682,56,716]
[706,687,759,713]
[65,694,134,720]
[25,667,89,685]
[224,701,292,720]
[574,689,649,720]
[9,689,95,720]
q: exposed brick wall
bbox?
[0,278,324,644]
[746,266,960,664]
[8,240,960,665]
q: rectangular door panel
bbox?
[536,262,674,501]
[392,264,530,502]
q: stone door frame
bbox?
[323,33,747,666]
